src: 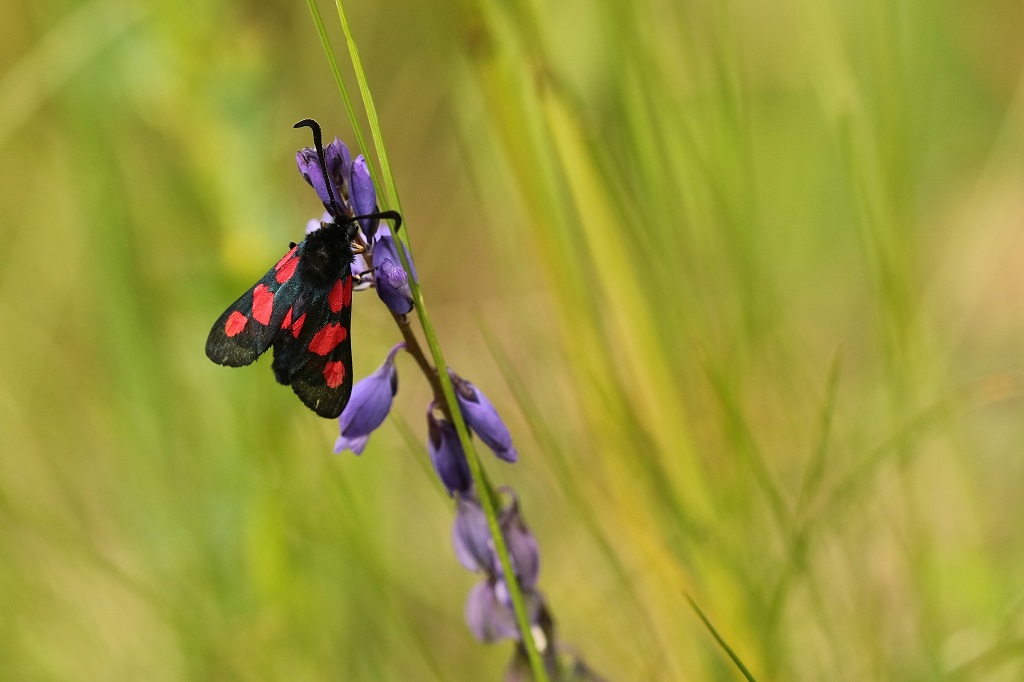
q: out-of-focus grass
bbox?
[2,0,1023,679]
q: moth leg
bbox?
[351,243,367,255]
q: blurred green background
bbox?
[3,0,1024,679]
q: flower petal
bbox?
[334,343,404,455]
[452,492,493,572]
[297,148,338,213]
[450,371,518,462]
[333,433,370,455]
[376,226,418,280]
[500,492,540,590]
[465,579,543,644]
[324,138,350,202]
[452,489,540,587]
[372,232,415,314]
[427,404,472,496]
[350,156,378,239]
[465,579,521,643]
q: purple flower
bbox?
[296,147,329,208]
[453,490,539,588]
[335,139,353,198]
[465,579,544,644]
[372,228,415,315]
[453,492,493,572]
[466,579,522,643]
[450,371,517,462]
[333,343,405,455]
[350,156,379,240]
[296,138,350,214]
[500,498,540,591]
[427,404,472,496]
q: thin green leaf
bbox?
[303,0,372,178]
[687,594,760,682]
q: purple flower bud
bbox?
[296,150,336,214]
[453,492,493,572]
[452,490,540,590]
[376,226,418,278]
[350,156,379,239]
[466,579,521,643]
[333,343,404,455]
[500,494,540,590]
[297,138,350,214]
[372,230,415,315]
[465,579,543,644]
[427,404,472,496]
[327,137,352,199]
[450,371,517,462]
[323,138,349,201]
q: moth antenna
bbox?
[349,209,403,233]
[294,118,341,217]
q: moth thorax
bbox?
[300,225,353,288]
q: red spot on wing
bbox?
[225,311,248,337]
[308,323,348,356]
[252,284,274,325]
[328,276,352,313]
[281,307,293,330]
[275,247,299,284]
[342,276,352,307]
[291,313,306,338]
[323,361,346,388]
[274,247,296,270]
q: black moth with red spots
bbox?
[205,220,361,418]
[206,118,402,419]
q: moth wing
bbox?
[269,287,314,384]
[205,244,304,367]
[275,274,354,419]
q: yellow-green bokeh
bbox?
[2,0,1023,679]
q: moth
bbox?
[205,119,401,418]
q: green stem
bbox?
[392,313,451,420]
[307,2,550,679]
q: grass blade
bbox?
[687,594,760,682]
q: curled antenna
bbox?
[349,210,403,233]
[294,118,341,217]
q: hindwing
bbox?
[271,274,354,418]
